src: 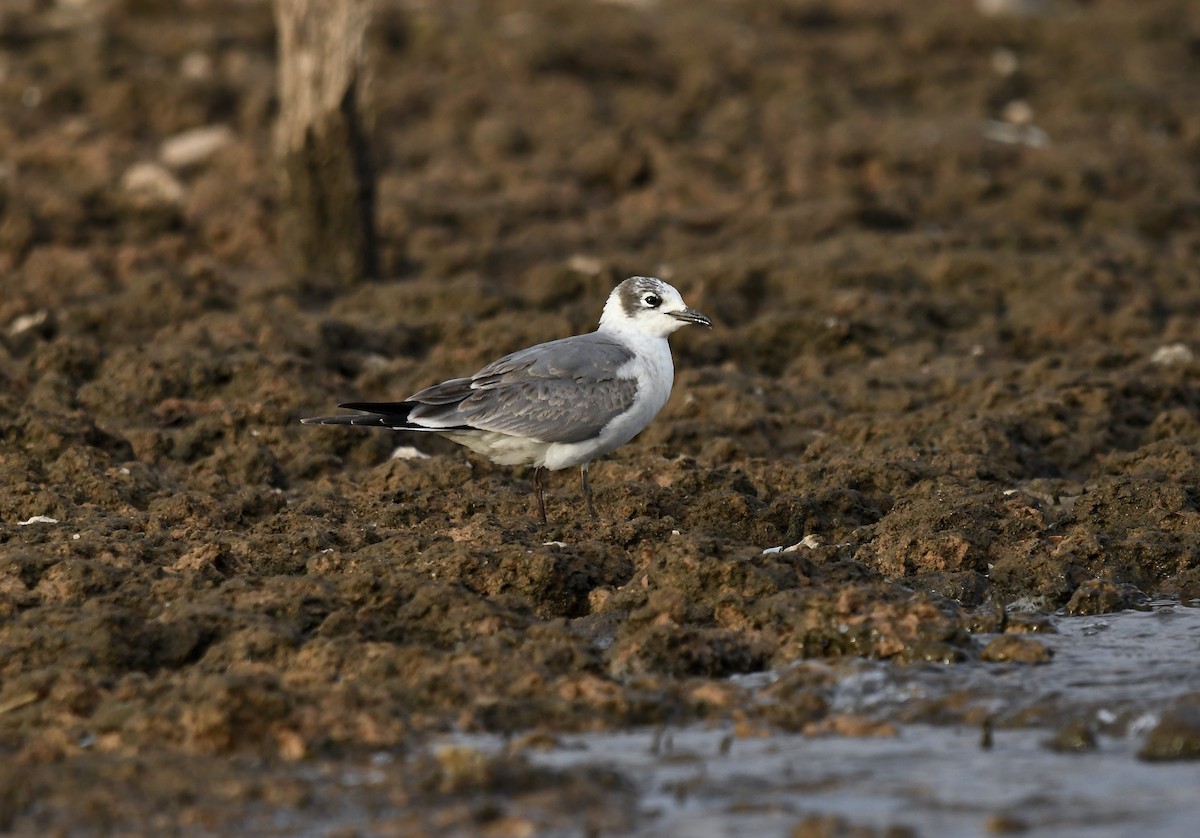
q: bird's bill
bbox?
[669,307,712,327]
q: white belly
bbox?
[442,430,553,466]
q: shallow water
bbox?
[453,601,1200,837]
[514,725,1200,837]
[817,599,1200,729]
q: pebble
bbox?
[1044,719,1098,753]
[1064,579,1148,616]
[980,635,1053,663]
[160,125,233,170]
[1150,343,1194,367]
[18,515,60,525]
[1138,705,1200,761]
[119,161,185,206]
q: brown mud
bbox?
[2,0,1200,833]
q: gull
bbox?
[302,276,711,522]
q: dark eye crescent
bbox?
[643,294,661,308]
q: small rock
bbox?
[17,515,60,526]
[160,125,234,170]
[585,586,613,616]
[1003,612,1056,634]
[983,120,1049,148]
[1001,99,1034,126]
[1064,579,1148,616]
[991,48,1020,77]
[1159,567,1200,603]
[170,543,232,579]
[1138,705,1200,761]
[6,309,50,337]
[390,445,430,460]
[508,730,560,752]
[1150,343,1194,367]
[120,161,185,207]
[803,713,897,738]
[969,602,1006,634]
[433,745,494,792]
[566,254,606,276]
[180,50,214,81]
[980,635,1052,663]
[1044,720,1098,753]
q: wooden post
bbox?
[273,0,378,285]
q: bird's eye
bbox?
[643,294,661,308]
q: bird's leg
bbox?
[533,466,548,525]
[581,462,599,520]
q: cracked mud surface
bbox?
[2,0,1200,834]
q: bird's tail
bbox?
[301,402,420,430]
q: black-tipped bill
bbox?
[670,307,712,328]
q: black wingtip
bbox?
[301,402,420,429]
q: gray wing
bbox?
[407,332,638,444]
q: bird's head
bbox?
[599,276,712,338]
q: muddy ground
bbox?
[2,0,1199,834]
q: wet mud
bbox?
[2,0,1200,833]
